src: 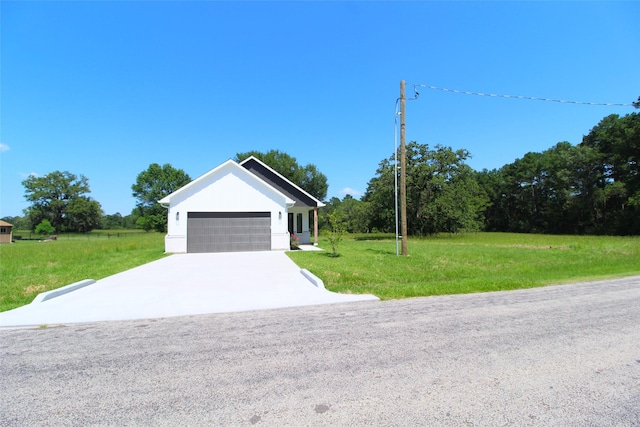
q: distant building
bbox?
[0,220,13,244]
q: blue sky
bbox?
[1,1,638,218]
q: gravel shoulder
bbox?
[2,276,639,426]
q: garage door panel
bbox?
[187,212,271,253]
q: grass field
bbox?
[287,233,640,300]
[1,231,638,313]
[0,231,166,312]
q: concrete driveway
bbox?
[0,251,378,327]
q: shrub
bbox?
[290,233,300,250]
[326,212,345,257]
[35,219,55,236]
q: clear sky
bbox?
[1,1,638,218]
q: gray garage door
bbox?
[187,212,271,253]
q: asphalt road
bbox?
[2,276,639,426]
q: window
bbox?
[296,213,303,234]
[0,227,6,233]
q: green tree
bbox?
[34,219,55,236]
[411,144,487,234]
[491,151,546,233]
[476,168,507,232]
[339,195,371,233]
[22,171,103,233]
[132,163,192,232]
[101,212,137,229]
[362,158,396,233]
[102,213,125,229]
[319,196,341,231]
[580,113,640,234]
[319,195,371,233]
[66,197,103,232]
[235,150,328,200]
[364,142,487,235]
[486,145,562,232]
[0,216,29,230]
[481,143,600,234]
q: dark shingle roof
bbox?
[240,157,324,208]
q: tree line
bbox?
[2,166,191,233]
[5,111,638,236]
[4,150,326,234]
[480,112,639,235]
[322,111,639,236]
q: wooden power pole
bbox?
[400,80,408,256]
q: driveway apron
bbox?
[0,252,378,327]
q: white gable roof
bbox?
[158,159,294,205]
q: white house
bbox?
[158,156,325,253]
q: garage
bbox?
[187,212,271,253]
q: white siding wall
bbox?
[164,169,290,253]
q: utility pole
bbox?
[399,80,408,256]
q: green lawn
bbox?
[0,231,167,312]
[287,233,640,300]
[1,231,638,313]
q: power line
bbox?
[413,84,634,107]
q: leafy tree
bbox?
[410,144,487,235]
[66,197,103,232]
[34,219,55,236]
[530,142,596,233]
[22,171,103,233]
[339,195,371,233]
[319,195,371,233]
[102,213,124,229]
[364,142,487,235]
[480,143,593,234]
[362,158,396,233]
[132,163,192,232]
[235,150,328,200]
[123,213,138,229]
[101,212,137,229]
[319,197,340,230]
[475,168,506,232]
[580,113,640,234]
[483,151,550,233]
[0,216,29,230]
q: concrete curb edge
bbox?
[32,279,96,304]
[300,269,325,289]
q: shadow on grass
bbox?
[354,234,395,241]
[321,252,341,258]
[316,249,395,257]
[365,248,396,256]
